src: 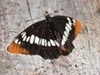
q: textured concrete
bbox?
[0,0,100,75]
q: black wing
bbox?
[7,16,81,59]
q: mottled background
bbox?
[0,0,100,75]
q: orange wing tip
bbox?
[75,20,82,36]
[7,41,29,54]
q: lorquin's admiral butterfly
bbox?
[7,14,81,59]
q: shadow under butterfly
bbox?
[7,14,82,59]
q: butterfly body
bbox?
[7,15,81,59]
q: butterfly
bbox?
[7,14,81,59]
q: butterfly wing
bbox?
[7,16,81,59]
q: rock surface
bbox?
[0,0,100,75]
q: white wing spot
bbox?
[64,31,68,37]
[41,39,45,46]
[67,17,72,26]
[21,32,24,35]
[61,39,65,46]
[73,19,76,23]
[14,39,18,44]
[48,41,51,47]
[18,41,21,45]
[62,35,67,42]
[39,39,42,45]
[22,32,26,38]
[73,19,76,25]
[54,40,60,47]
[66,23,71,30]
[61,35,67,46]
[44,39,47,47]
[23,35,27,41]
[35,36,39,45]
[50,39,56,46]
[65,25,70,32]
[30,35,35,44]
[67,17,70,21]
[26,36,30,42]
